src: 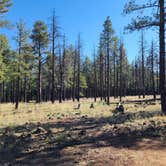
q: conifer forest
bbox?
[0,0,166,165]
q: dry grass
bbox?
[0,96,166,166]
[0,100,113,128]
[0,95,163,129]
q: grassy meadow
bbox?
[1,96,166,166]
[0,96,162,129]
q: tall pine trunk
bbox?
[99,53,103,101]
[159,0,166,113]
[51,11,56,104]
[151,41,156,100]
[119,43,123,102]
[23,76,27,102]
[72,50,77,102]
[94,49,97,102]
[77,35,81,102]
[15,46,21,109]
[141,31,145,98]
[38,45,42,103]
[106,37,110,105]
[15,76,19,109]
[59,48,63,103]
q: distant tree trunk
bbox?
[62,37,66,101]
[113,51,117,98]
[77,34,81,102]
[15,76,20,109]
[119,43,123,102]
[38,44,42,103]
[27,79,30,102]
[150,41,156,100]
[23,76,27,102]
[9,81,12,103]
[12,80,15,103]
[156,63,159,94]
[62,86,66,101]
[104,54,107,102]
[116,56,119,98]
[48,76,51,101]
[20,78,23,101]
[106,35,110,105]
[141,31,145,98]
[135,62,138,97]
[59,47,63,103]
[15,42,21,109]
[138,64,142,98]
[94,49,97,102]
[132,64,136,95]
[51,10,56,104]
[51,43,55,103]
[159,0,166,114]
[99,52,103,101]
[72,50,77,102]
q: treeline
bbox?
[0,17,159,106]
[0,0,164,112]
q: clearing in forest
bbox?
[0,96,166,166]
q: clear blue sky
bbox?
[1,0,157,62]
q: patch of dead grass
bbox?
[0,96,164,129]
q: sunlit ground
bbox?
[0,95,162,128]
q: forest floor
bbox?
[0,96,166,166]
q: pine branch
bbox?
[123,0,158,15]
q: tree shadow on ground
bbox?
[0,110,166,165]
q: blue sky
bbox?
[1,0,158,62]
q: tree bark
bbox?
[106,34,110,105]
[37,44,42,103]
[159,0,166,113]
[72,50,77,102]
[99,53,103,101]
[119,43,123,102]
[141,31,145,98]
[77,35,81,102]
[51,11,56,104]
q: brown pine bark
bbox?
[72,50,77,102]
[37,44,42,103]
[77,35,81,102]
[51,11,56,104]
[141,31,145,98]
[159,0,166,113]
[106,35,110,105]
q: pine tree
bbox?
[140,30,146,98]
[14,20,29,109]
[50,10,59,103]
[0,0,12,28]
[123,0,166,113]
[77,34,81,102]
[150,40,156,99]
[99,34,104,101]
[93,49,97,102]
[102,16,116,105]
[31,21,49,103]
[72,49,77,101]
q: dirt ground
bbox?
[0,96,166,166]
